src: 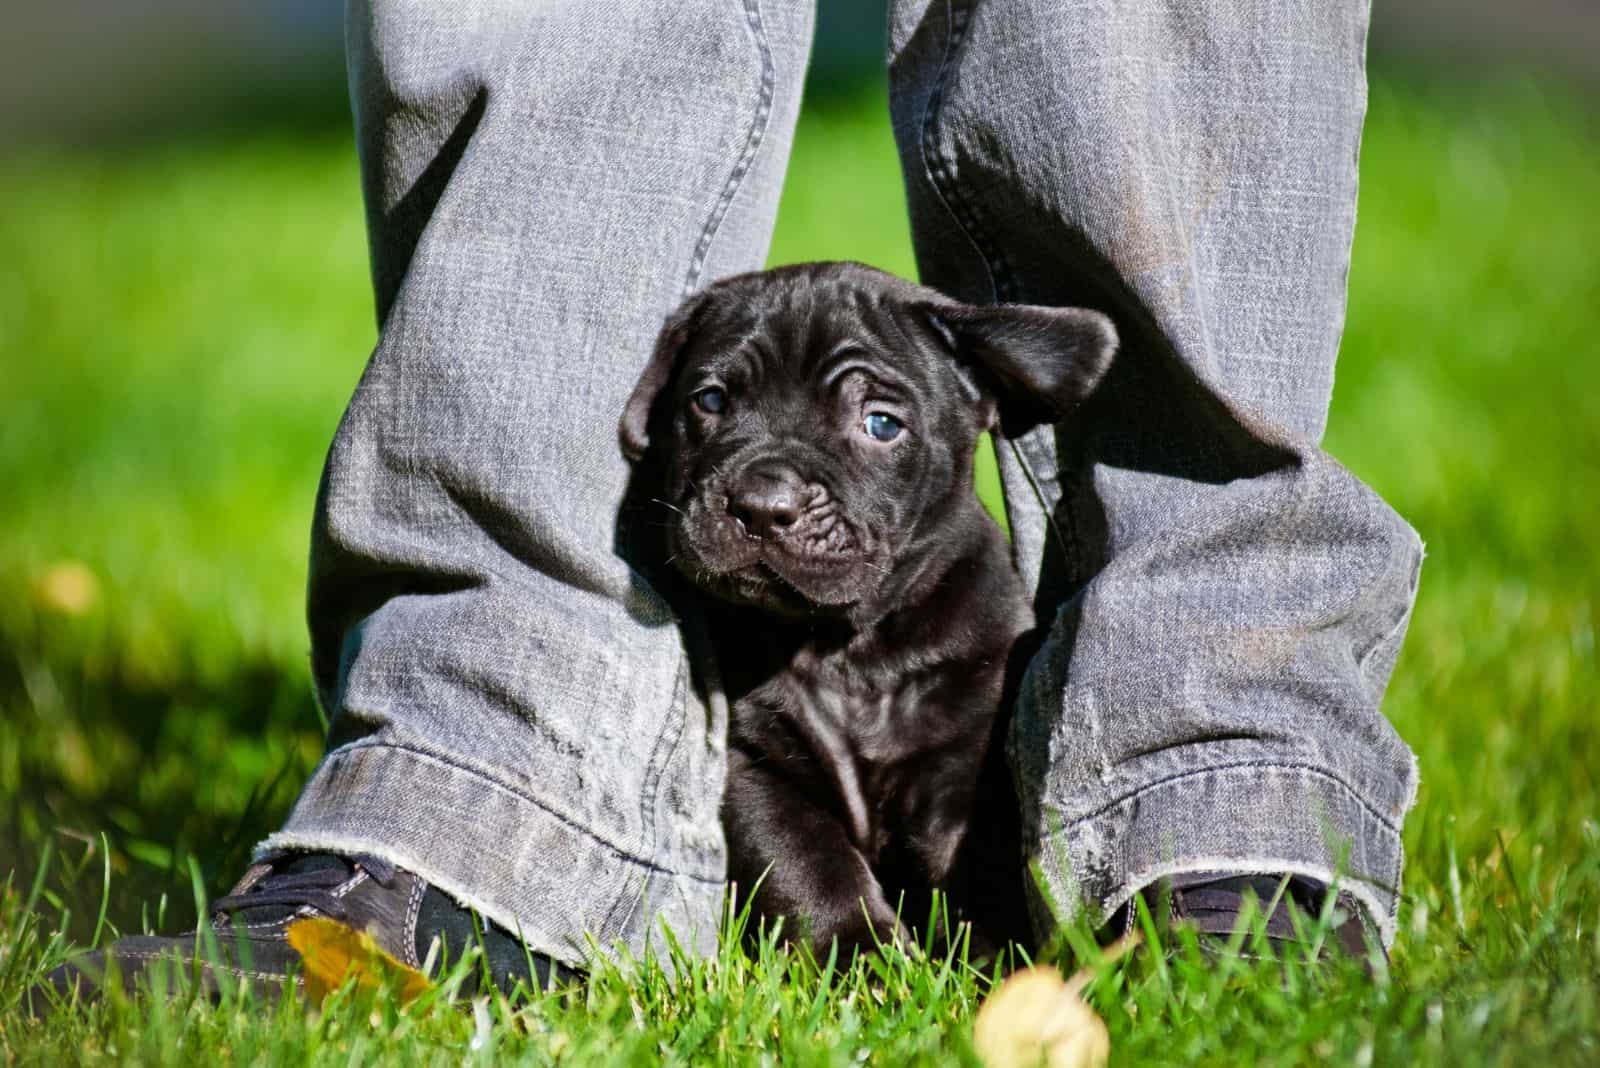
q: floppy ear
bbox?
[619,292,709,463]
[926,301,1118,426]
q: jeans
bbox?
[260,0,1421,967]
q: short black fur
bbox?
[618,262,1116,959]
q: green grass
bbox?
[2,75,1597,1063]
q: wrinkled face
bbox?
[652,272,989,617]
[621,262,1118,620]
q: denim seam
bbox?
[1324,3,1371,427]
[634,659,687,881]
[1013,429,1075,577]
[682,0,775,297]
[919,0,1073,569]
[318,739,725,885]
[1356,536,1424,675]
[605,659,691,937]
[917,0,999,303]
[1058,760,1404,837]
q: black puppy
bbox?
[619,262,1115,958]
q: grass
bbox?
[2,73,1597,1063]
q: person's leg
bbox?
[259,0,814,968]
[889,0,1420,943]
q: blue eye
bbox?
[695,387,727,414]
[863,412,903,442]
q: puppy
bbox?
[619,262,1116,958]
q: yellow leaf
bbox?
[32,561,99,616]
[286,916,433,1004]
[972,966,1109,1068]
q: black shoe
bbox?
[1108,871,1379,963]
[27,853,578,1016]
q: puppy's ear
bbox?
[619,292,708,463]
[926,301,1117,426]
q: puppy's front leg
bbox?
[723,746,902,958]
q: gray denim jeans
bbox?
[260,0,1421,966]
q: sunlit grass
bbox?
[2,75,1597,1063]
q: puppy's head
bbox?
[620,262,1115,618]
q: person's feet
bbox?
[1108,872,1378,963]
[27,853,577,1016]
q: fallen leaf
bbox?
[32,560,99,616]
[286,915,433,1004]
[972,966,1109,1068]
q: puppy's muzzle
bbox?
[728,460,811,540]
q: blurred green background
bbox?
[1,0,1596,1012]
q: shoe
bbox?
[26,853,577,1016]
[1108,871,1378,963]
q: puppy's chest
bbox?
[729,641,993,785]
[776,655,941,762]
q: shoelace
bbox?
[211,855,396,922]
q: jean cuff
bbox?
[256,742,725,970]
[1036,762,1406,946]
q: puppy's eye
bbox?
[694,387,727,415]
[863,412,903,442]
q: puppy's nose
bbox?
[729,464,806,539]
